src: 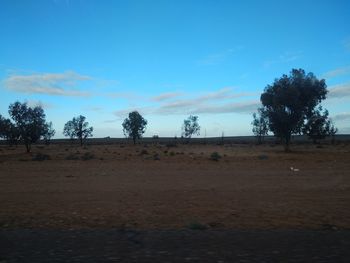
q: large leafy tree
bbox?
[63,115,93,146]
[251,109,269,144]
[122,111,147,144]
[182,115,200,139]
[260,69,327,151]
[8,101,52,152]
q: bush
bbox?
[210,152,221,161]
[166,143,177,148]
[140,149,149,155]
[65,153,80,160]
[81,152,95,161]
[32,153,51,161]
[258,154,269,160]
[153,153,160,160]
[187,222,208,230]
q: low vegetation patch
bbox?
[166,143,177,148]
[32,153,51,161]
[258,154,269,160]
[210,152,221,161]
[140,149,149,155]
[81,152,95,161]
[65,153,80,160]
[153,153,160,160]
[186,221,208,230]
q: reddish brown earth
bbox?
[0,142,350,230]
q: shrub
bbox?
[81,152,95,161]
[166,143,177,148]
[210,152,221,161]
[32,153,51,161]
[187,222,208,230]
[140,149,149,155]
[258,154,269,160]
[65,153,80,160]
[153,153,160,160]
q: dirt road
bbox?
[1,143,350,261]
[1,229,350,262]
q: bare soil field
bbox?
[1,142,350,230]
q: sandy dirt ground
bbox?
[0,142,350,230]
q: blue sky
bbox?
[1,0,350,138]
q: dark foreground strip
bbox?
[1,229,350,262]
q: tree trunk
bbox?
[133,137,136,145]
[257,135,262,144]
[25,142,31,153]
[284,134,291,152]
[331,135,335,145]
[80,136,83,147]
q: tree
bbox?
[260,69,327,151]
[43,121,56,145]
[303,106,336,144]
[8,101,51,152]
[63,115,93,146]
[329,121,338,144]
[0,114,20,145]
[182,115,200,139]
[251,109,269,144]
[122,111,147,144]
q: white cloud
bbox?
[263,51,302,68]
[328,83,350,98]
[197,46,243,66]
[193,101,260,114]
[105,92,141,100]
[114,88,260,117]
[4,71,91,96]
[322,66,350,79]
[151,92,183,102]
[332,112,350,121]
[84,106,103,112]
[26,100,54,109]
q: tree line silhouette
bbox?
[0,69,338,152]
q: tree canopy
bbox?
[122,111,147,144]
[251,109,269,144]
[182,115,200,139]
[302,106,336,143]
[63,115,93,146]
[260,69,328,151]
[7,101,53,152]
[0,114,20,145]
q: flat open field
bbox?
[1,142,350,230]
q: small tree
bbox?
[63,115,93,146]
[122,111,147,144]
[43,121,56,145]
[0,114,20,145]
[182,115,200,139]
[8,101,50,152]
[260,69,327,151]
[303,106,337,144]
[251,109,269,144]
[329,121,338,144]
